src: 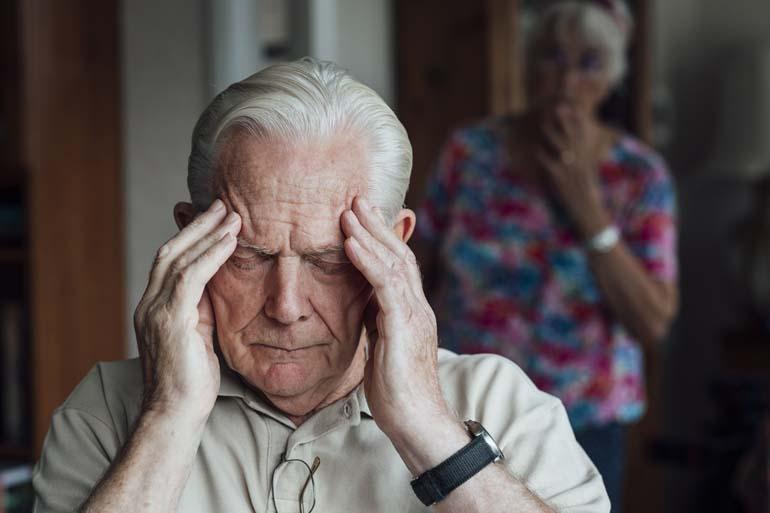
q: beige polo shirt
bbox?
[33,349,609,512]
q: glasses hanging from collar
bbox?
[269,455,321,513]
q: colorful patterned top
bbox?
[416,118,677,429]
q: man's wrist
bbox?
[139,404,211,436]
[386,413,470,476]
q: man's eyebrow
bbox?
[235,238,275,256]
[303,244,347,258]
[235,239,347,259]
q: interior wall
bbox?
[308,0,395,106]
[654,0,770,176]
[652,2,770,511]
[122,0,208,356]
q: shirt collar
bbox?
[217,360,374,421]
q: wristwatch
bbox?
[585,225,620,253]
[410,420,504,506]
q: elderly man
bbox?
[33,58,609,513]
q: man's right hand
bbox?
[133,198,241,422]
[77,200,240,513]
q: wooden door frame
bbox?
[485,0,654,141]
[20,0,125,455]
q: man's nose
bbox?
[263,258,312,325]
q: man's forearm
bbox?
[79,410,207,513]
[388,416,555,513]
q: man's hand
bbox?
[535,104,612,239]
[341,197,463,474]
[133,198,241,421]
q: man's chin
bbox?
[236,361,319,402]
[245,363,327,418]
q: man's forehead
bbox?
[215,131,369,205]
[214,131,368,251]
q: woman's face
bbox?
[528,24,614,117]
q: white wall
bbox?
[308,0,395,106]
[122,0,208,356]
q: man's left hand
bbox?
[341,196,464,473]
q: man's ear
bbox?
[391,208,417,243]
[173,202,197,230]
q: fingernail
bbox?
[226,211,239,224]
[212,199,225,212]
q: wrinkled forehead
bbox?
[213,129,369,245]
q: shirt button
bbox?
[343,402,352,418]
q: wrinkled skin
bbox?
[201,130,374,420]
[169,129,441,433]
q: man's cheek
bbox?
[208,271,267,328]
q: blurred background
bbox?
[1,0,769,511]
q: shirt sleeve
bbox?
[440,351,611,513]
[416,130,468,243]
[622,153,678,283]
[32,369,122,512]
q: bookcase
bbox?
[0,0,125,478]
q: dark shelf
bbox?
[0,443,31,461]
[0,248,24,263]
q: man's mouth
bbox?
[251,343,327,353]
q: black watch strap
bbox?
[410,433,498,506]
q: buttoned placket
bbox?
[236,385,366,513]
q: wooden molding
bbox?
[630,0,654,143]
[19,0,125,456]
[487,0,523,116]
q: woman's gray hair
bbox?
[187,57,413,223]
[525,0,633,86]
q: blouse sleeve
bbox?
[416,130,468,243]
[622,152,678,283]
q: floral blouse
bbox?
[417,118,677,430]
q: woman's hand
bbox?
[133,199,241,422]
[535,104,612,239]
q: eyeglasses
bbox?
[536,46,605,75]
[269,455,321,513]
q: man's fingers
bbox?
[170,211,241,277]
[145,200,228,298]
[170,232,238,314]
[341,205,422,290]
[146,202,227,301]
[351,197,404,254]
[341,209,383,259]
[347,197,423,288]
[343,236,403,316]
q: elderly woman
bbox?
[415,1,678,510]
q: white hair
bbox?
[526,0,633,86]
[187,57,412,223]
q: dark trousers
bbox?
[574,423,626,513]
